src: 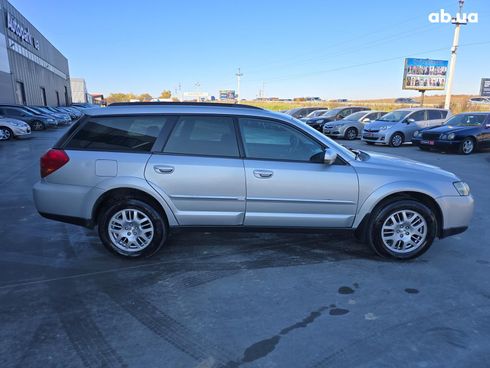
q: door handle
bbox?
[253,169,273,178]
[154,165,174,174]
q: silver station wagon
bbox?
[33,103,474,259]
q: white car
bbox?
[0,117,31,140]
[469,97,490,105]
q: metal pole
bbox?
[420,90,425,107]
[236,68,243,102]
[444,0,465,110]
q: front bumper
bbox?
[362,131,388,144]
[12,126,31,137]
[436,194,474,237]
[323,126,345,137]
[419,139,461,151]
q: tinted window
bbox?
[66,116,166,152]
[428,110,443,120]
[164,116,238,157]
[239,118,324,162]
[4,108,23,116]
[410,110,426,121]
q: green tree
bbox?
[139,93,153,101]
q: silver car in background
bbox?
[33,103,473,260]
[0,117,31,140]
[323,110,387,140]
[362,108,450,147]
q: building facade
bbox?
[70,77,91,103]
[0,0,71,106]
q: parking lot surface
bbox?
[1,128,490,368]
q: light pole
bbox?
[444,0,467,109]
[236,68,243,102]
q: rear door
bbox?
[427,110,447,127]
[238,117,358,228]
[145,115,246,226]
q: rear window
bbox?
[65,116,167,152]
[163,116,239,157]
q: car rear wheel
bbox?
[32,121,45,131]
[459,137,475,155]
[344,127,358,140]
[368,199,437,259]
[389,133,404,147]
[98,199,167,258]
[0,127,13,140]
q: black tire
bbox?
[344,127,358,140]
[0,127,13,140]
[98,199,167,258]
[389,132,404,147]
[458,137,476,155]
[31,121,46,131]
[367,199,437,260]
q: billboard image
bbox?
[219,89,236,100]
[480,78,490,97]
[402,58,448,91]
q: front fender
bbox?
[353,180,443,228]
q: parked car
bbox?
[300,109,329,121]
[0,117,31,140]
[20,106,68,126]
[54,106,80,120]
[284,107,325,119]
[362,108,450,147]
[33,102,473,260]
[0,106,57,130]
[32,106,71,125]
[395,98,417,104]
[304,106,371,131]
[412,112,490,154]
[323,111,387,140]
[468,97,490,105]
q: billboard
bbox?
[480,78,490,97]
[402,58,448,91]
[219,89,236,100]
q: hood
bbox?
[422,125,478,134]
[365,120,399,130]
[361,151,458,180]
[0,117,28,125]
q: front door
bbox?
[238,117,358,228]
[146,115,246,226]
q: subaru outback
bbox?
[33,102,474,259]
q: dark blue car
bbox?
[412,112,490,154]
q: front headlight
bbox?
[447,133,455,140]
[453,181,470,196]
[414,130,420,137]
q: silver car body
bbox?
[362,108,450,145]
[323,111,387,139]
[0,117,31,139]
[33,104,473,239]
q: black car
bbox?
[284,107,325,119]
[303,106,371,131]
[412,112,490,154]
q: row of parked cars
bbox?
[283,106,490,155]
[0,103,97,140]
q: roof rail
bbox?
[108,101,263,109]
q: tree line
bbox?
[105,90,172,104]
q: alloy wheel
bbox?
[462,139,474,154]
[346,128,357,140]
[391,134,403,147]
[0,128,11,140]
[381,210,427,254]
[108,209,154,253]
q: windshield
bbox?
[444,114,487,126]
[378,110,411,122]
[306,110,327,118]
[320,108,344,118]
[343,111,366,121]
[22,107,42,115]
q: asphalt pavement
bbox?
[1,128,489,368]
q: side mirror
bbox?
[323,148,338,165]
[406,118,415,124]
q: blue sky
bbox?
[10,0,490,99]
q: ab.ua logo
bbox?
[428,9,478,23]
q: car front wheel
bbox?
[389,133,404,147]
[459,137,475,155]
[31,121,46,131]
[344,127,358,140]
[368,199,437,259]
[0,127,13,140]
[98,199,167,258]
